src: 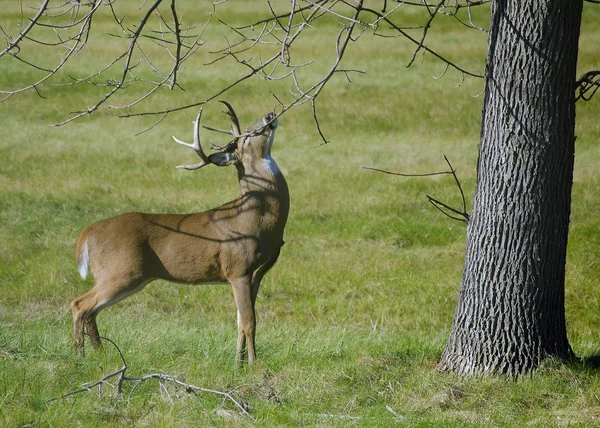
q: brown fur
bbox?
[71,111,289,365]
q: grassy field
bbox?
[1,1,600,426]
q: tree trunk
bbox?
[437,0,583,377]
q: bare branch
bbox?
[310,98,329,146]
[1,0,104,103]
[360,4,483,78]
[44,335,255,420]
[365,155,470,223]
[407,0,446,68]
[363,167,453,177]
[427,194,469,222]
[1,0,486,129]
[0,0,50,57]
[576,70,600,102]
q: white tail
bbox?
[71,102,289,365]
[77,238,89,280]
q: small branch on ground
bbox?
[44,335,255,420]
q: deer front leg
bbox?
[231,276,256,366]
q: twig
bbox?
[427,195,469,222]
[0,0,51,57]
[1,0,485,131]
[576,70,600,102]
[386,405,405,421]
[44,335,255,420]
[363,166,453,177]
[360,4,483,78]
[407,0,446,68]
[365,155,470,223]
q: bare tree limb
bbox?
[407,0,446,68]
[359,3,483,78]
[365,155,470,223]
[0,0,50,57]
[1,0,486,131]
[363,166,453,177]
[576,70,600,102]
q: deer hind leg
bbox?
[71,278,149,355]
[71,287,101,355]
[85,312,101,349]
[231,276,256,366]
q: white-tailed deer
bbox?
[71,101,289,365]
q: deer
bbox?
[71,101,289,365]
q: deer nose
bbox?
[265,112,278,129]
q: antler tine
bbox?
[219,100,241,137]
[173,108,211,170]
[202,124,233,136]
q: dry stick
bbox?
[5,0,484,130]
[119,1,323,121]
[386,405,405,421]
[427,195,469,222]
[428,155,469,222]
[44,335,255,420]
[169,0,182,89]
[310,99,328,147]
[365,155,470,223]
[278,1,365,145]
[363,166,453,177]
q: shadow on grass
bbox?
[581,354,600,369]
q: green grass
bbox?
[2,1,600,426]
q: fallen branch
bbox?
[44,335,255,420]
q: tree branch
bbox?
[1,0,486,131]
[576,70,600,102]
[0,0,50,57]
[365,155,470,223]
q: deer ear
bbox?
[209,152,237,166]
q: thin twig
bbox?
[365,155,470,223]
[363,166,453,177]
[0,0,51,57]
[407,0,446,68]
[576,70,600,102]
[2,0,485,129]
[44,335,255,420]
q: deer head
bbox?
[173,100,278,172]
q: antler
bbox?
[172,108,211,170]
[219,100,241,137]
[173,102,243,169]
[200,101,241,138]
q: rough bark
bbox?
[437,0,584,377]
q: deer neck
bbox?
[236,157,289,229]
[238,155,285,193]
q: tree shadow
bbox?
[580,354,600,370]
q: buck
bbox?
[71,102,289,365]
